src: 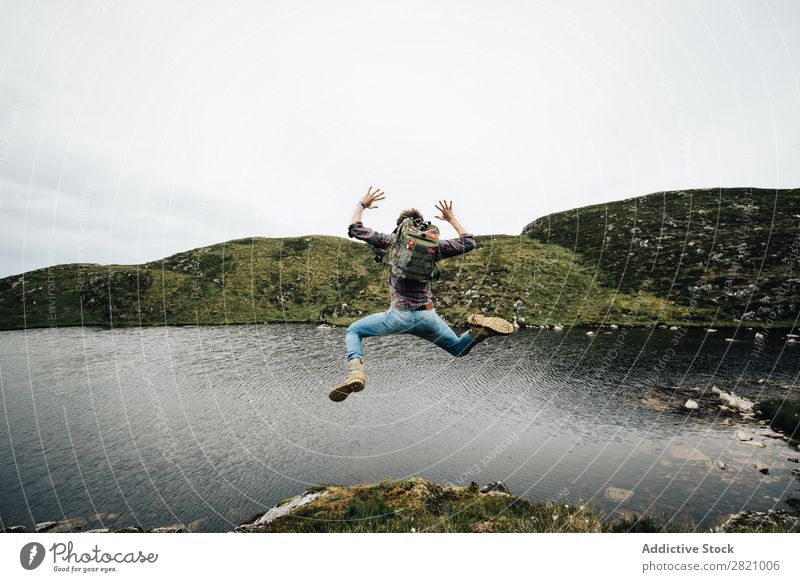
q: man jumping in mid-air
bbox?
[330,186,514,402]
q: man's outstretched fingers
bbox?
[362,186,386,208]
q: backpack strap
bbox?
[372,223,400,264]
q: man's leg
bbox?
[412,310,479,357]
[345,309,409,361]
[331,308,409,402]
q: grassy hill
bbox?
[1,187,797,331]
[523,187,800,327]
[0,233,686,330]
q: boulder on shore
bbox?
[479,481,510,495]
[712,387,754,414]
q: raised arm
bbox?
[435,200,466,236]
[350,186,385,225]
[435,200,476,257]
[347,186,392,249]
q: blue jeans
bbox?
[345,307,477,361]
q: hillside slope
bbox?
[0,234,685,330]
[3,187,796,331]
[523,187,800,326]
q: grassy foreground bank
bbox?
[234,477,799,533]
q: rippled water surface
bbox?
[1,324,798,531]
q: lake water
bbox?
[1,323,798,532]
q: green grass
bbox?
[248,478,611,533]
[241,477,795,533]
[2,187,798,330]
[0,234,688,330]
[523,187,800,326]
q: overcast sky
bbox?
[0,0,798,277]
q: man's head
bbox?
[397,208,424,226]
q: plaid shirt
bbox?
[348,221,476,310]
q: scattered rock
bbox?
[84,528,110,533]
[236,491,326,531]
[47,518,87,533]
[604,486,633,503]
[752,464,770,475]
[149,525,185,533]
[641,393,670,411]
[35,521,59,533]
[684,399,699,410]
[2,525,26,533]
[585,331,595,336]
[187,518,207,532]
[668,445,711,462]
[113,526,144,533]
[713,388,753,413]
[788,457,799,463]
[715,510,800,532]
[736,430,752,441]
[716,460,726,470]
[743,440,766,448]
[479,481,510,495]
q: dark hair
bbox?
[397,208,424,226]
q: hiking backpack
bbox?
[375,217,441,282]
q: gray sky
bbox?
[0,0,798,277]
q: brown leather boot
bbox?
[329,358,366,402]
[467,313,514,344]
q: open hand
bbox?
[360,186,385,209]
[434,200,455,222]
